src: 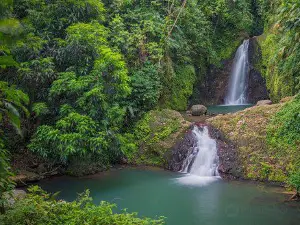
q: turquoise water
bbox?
[207,104,253,115]
[38,168,300,225]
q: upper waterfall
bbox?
[225,39,250,105]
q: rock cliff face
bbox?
[167,123,242,179]
[209,126,243,179]
[190,38,269,106]
[190,59,233,105]
[246,37,269,103]
[167,127,196,172]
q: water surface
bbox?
[38,168,300,225]
[207,104,253,115]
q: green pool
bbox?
[38,168,300,225]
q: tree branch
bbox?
[167,0,187,38]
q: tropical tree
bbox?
[0,81,29,213]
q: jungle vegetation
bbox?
[0,0,299,223]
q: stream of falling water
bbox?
[225,39,250,105]
[176,126,220,186]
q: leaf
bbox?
[4,101,22,135]
[0,55,18,68]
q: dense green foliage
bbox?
[0,81,29,133]
[0,0,257,168]
[0,0,299,221]
[0,1,258,217]
[28,20,130,164]
[259,0,300,101]
[289,171,300,194]
[267,95,300,189]
[0,0,298,181]
[267,96,300,154]
[0,81,28,212]
[0,144,13,213]
[0,186,165,224]
[122,109,186,166]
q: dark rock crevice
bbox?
[246,37,269,103]
[190,59,233,106]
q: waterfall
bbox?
[225,39,250,105]
[176,126,219,186]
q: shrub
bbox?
[0,186,165,224]
[289,170,300,193]
[267,95,300,184]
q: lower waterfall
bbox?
[176,126,220,186]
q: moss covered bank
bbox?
[208,96,299,187]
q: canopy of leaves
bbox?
[267,95,300,185]
[0,82,28,210]
[260,0,300,101]
[0,81,29,134]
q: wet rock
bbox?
[168,128,196,171]
[37,163,48,174]
[246,38,270,103]
[191,105,207,116]
[120,157,128,164]
[256,100,272,106]
[11,171,43,187]
[66,155,108,176]
[167,123,243,179]
[207,103,286,182]
[186,110,192,116]
[209,126,243,179]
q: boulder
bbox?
[256,100,272,106]
[186,110,192,116]
[191,105,207,116]
[5,189,27,206]
[11,170,43,187]
[168,129,197,171]
[129,109,191,167]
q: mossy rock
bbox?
[208,102,290,183]
[11,171,43,187]
[131,109,191,167]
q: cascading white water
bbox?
[225,39,250,105]
[180,126,219,176]
[176,126,219,186]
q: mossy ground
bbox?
[125,109,191,167]
[208,102,291,183]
